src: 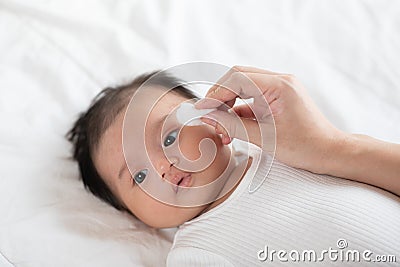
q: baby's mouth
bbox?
[172,174,193,194]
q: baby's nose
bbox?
[157,158,177,175]
[158,160,189,184]
[159,162,173,173]
[160,162,173,179]
[158,157,178,173]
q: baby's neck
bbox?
[198,156,253,216]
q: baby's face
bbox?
[94,87,231,228]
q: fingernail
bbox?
[195,98,222,109]
[200,117,216,126]
[223,136,231,144]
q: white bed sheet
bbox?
[1,0,399,266]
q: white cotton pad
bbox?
[176,102,216,126]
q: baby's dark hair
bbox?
[66,70,199,216]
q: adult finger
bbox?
[200,117,232,145]
[195,66,281,110]
[201,110,262,147]
[204,66,281,98]
[231,104,256,119]
[195,72,281,115]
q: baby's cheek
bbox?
[178,125,223,161]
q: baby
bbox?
[67,71,251,228]
[67,71,400,266]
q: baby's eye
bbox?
[133,169,148,184]
[163,130,178,147]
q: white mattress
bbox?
[1,0,399,266]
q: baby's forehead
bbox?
[120,88,186,148]
[134,86,181,107]
[131,87,190,121]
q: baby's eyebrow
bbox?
[118,164,128,180]
[156,114,168,129]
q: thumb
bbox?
[202,110,261,148]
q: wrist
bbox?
[321,132,378,179]
[312,131,400,196]
[316,132,357,176]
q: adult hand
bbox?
[195,66,400,196]
[195,66,346,174]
